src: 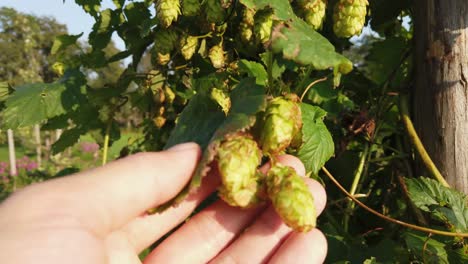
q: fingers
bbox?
[209,178,326,264]
[121,171,220,253]
[0,143,201,236]
[143,155,316,264]
[268,229,327,264]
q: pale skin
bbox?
[0,142,327,263]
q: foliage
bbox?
[1,0,467,262]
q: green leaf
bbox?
[75,0,101,17]
[404,231,449,264]
[191,78,266,189]
[88,9,115,50]
[158,79,266,211]
[296,103,334,174]
[239,0,295,20]
[370,0,411,30]
[2,83,67,128]
[364,37,408,85]
[405,177,468,233]
[238,60,268,85]
[112,0,125,9]
[2,70,87,129]
[165,92,226,150]
[0,82,12,102]
[52,127,83,154]
[270,19,353,74]
[51,33,83,55]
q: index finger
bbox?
[0,143,201,237]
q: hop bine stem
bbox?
[399,95,450,188]
[321,166,468,238]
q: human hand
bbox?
[0,143,327,264]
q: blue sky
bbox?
[0,0,125,49]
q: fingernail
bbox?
[167,142,199,152]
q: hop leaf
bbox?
[156,0,181,28]
[179,35,199,60]
[333,0,368,38]
[205,0,226,23]
[267,164,316,232]
[209,43,225,68]
[153,29,178,65]
[181,0,201,16]
[297,0,327,30]
[259,94,302,155]
[254,10,274,44]
[217,134,263,208]
[154,29,178,53]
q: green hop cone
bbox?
[333,0,368,38]
[297,0,327,30]
[156,0,181,28]
[254,11,274,44]
[217,134,263,208]
[259,94,302,155]
[208,43,225,68]
[181,0,201,16]
[205,0,225,23]
[179,35,199,60]
[267,164,316,232]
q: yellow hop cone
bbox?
[333,0,368,38]
[210,88,231,114]
[217,134,263,208]
[267,164,316,232]
[254,11,274,44]
[298,0,327,30]
[179,35,199,60]
[208,43,225,68]
[239,8,255,43]
[156,0,181,28]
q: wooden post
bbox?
[7,129,17,176]
[414,1,468,193]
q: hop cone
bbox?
[156,0,181,28]
[333,0,368,38]
[259,94,302,155]
[267,164,316,232]
[155,52,171,65]
[179,35,198,60]
[205,0,225,23]
[254,11,274,44]
[239,8,255,43]
[209,44,225,68]
[217,134,263,208]
[297,0,327,30]
[181,0,201,16]
[211,88,231,114]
